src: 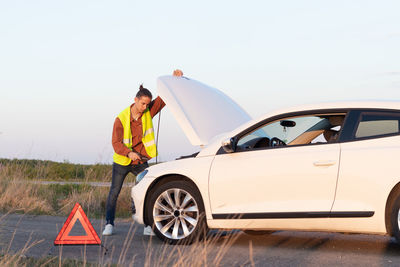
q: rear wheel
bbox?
[147,180,208,244]
[390,193,400,243]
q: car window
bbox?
[355,112,400,139]
[237,114,346,150]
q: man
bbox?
[103,69,183,236]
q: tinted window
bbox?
[355,112,400,139]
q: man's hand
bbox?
[173,69,183,77]
[128,151,141,161]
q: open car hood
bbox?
[157,75,251,146]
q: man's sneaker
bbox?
[102,224,114,236]
[143,225,155,236]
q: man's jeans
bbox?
[105,162,148,225]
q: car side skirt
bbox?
[212,211,374,219]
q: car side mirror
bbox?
[222,137,236,153]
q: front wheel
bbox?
[146,180,208,244]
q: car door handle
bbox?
[313,160,336,167]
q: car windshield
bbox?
[237,114,345,149]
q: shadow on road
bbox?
[223,230,400,255]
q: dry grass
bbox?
[0,162,132,218]
[0,213,45,267]
[0,253,99,267]
[57,186,132,218]
[144,231,243,267]
[0,178,53,214]
[106,224,251,267]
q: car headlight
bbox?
[135,169,148,185]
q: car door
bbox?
[209,112,344,219]
[332,110,400,215]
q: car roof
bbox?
[231,101,400,136]
[276,100,400,113]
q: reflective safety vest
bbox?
[113,106,157,166]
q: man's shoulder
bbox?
[116,105,133,119]
[114,117,122,125]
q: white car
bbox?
[132,75,400,244]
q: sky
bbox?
[1,0,400,164]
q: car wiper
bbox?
[176,152,200,160]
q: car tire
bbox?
[390,193,400,243]
[242,230,275,236]
[146,180,208,244]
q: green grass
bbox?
[0,158,157,182]
[0,158,112,181]
[0,158,140,218]
[0,174,132,219]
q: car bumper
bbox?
[131,177,155,225]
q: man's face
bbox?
[134,96,151,113]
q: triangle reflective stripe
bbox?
[143,139,155,147]
[118,106,132,149]
[143,128,154,137]
[54,203,101,245]
[141,108,157,157]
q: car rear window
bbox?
[355,112,400,139]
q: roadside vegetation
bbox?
[0,159,133,218]
[0,158,113,181]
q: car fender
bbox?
[142,156,215,223]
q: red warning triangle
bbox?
[54,202,101,245]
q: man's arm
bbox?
[149,96,166,118]
[148,69,183,117]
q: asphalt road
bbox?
[1,213,400,266]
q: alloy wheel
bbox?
[153,188,199,240]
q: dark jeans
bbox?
[105,162,148,225]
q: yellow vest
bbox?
[113,106,157,165]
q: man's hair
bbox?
[136,84,152,99]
